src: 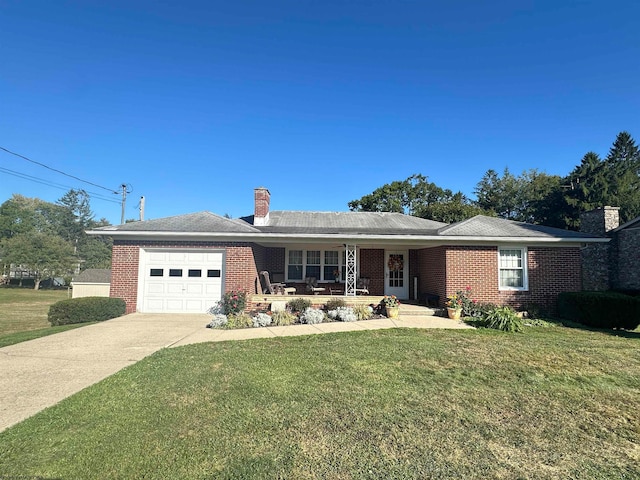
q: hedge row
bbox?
[48,297,126,326]
[557,291,640,330]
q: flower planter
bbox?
[447,307,462,320]
[385,306,400,319]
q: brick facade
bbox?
[579,207,618,290]
[110,240,262,314]
[112,239,584,315]
[416,245,581,312]
[614,227,640,290]
[579,206,640,291]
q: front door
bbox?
[385,250,408,299]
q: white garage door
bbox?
[139,249,224,313]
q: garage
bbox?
[138,248,224,313]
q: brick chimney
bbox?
[579,206,620,236]
[254,187,271,226]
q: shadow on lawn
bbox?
[556,319,640,339]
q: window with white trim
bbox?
[288,250,303,280]
[286,248,353,282]
[498,247,528,290]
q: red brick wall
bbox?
[110,244,140,314]
[110,240,263,314]
[416,246,447,303]
[415,245,581,312]
[360,249,384,295]
[442,245,581,312]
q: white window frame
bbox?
[285,248,357,282]
[498,246,528,291]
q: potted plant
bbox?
[333,269,341,283]
[380,295,400,319]
[446,294,463,320]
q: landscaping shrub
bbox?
[287,298,312,313]
[226,314,253,329]
[271,310,296,326]
[48,297,126,326]
[484,306,523,333]
[353,304,373,321]
[557,291,640,330]
[220,291,247,315]
[325,298,346,311]
[206,314,228,329]
[252,312,272,328]
[327,306,357,322]
[300,307,325,325]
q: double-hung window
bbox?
[306,251,321,281]
[286,248,352,282]
[288,250,303,281]
[498,247,528,290]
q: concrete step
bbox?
[398,305,442,317]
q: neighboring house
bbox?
[580,207,640,291]
[88,187,608,315]
[71,269,111,298]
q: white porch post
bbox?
[345,244,357,296]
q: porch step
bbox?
[398,304,442,317]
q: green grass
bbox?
[0,287,72,345]
[1,326,639,479]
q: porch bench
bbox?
[421,292,440,307]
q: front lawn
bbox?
[0,288,73,346]
[0,327,638,479]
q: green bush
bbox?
[48,297,126,326]
[484,306,523,333]
[221,290,247,315]
[287,298,312,313]
[557,291,640,330]
[325,298,346,311]
[271,310,297,326]
[353,304,373,321]
[226,314,253,329]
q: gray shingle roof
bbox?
[438,215,601,239]
[253,211,448,235]
[73,269,111,283]
[95,211,261,233]
[91,209,604,242]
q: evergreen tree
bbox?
[604,131,640,222]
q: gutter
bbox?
[86,229,610,245]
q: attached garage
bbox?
[137,248,225,313]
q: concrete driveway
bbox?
[0,313,210,432]
[1,310,471,432]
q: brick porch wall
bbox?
[416,245,581,312]
[110,240,262,314]
[360,249,384,296]
[416,246,447,304]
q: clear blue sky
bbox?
[2,0,639,224]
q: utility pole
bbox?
[120,184,132,224]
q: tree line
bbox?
[0,190,112,289]
[349,131,640,228]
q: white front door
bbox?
[385,250,408,299]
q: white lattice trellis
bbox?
[345,244,357,296]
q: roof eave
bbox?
[87,230,609,245]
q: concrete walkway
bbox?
[0,311,471,432]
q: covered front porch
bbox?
[254,242,432,302]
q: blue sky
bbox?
[2,0,639,224]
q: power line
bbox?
[0,166,121,205]
[0,145,120,194]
